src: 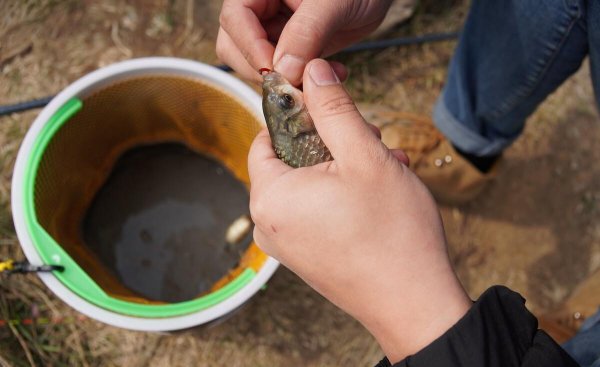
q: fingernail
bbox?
[274,54,305,82]
[309,60,340,86]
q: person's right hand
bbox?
[248,59,471,363]
[217,0,393,85]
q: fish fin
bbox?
[288,109,315,137]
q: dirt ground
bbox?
[1,0,600,366]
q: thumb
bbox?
[303,59,385,168]
[273,0,347,85]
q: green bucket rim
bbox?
[22,98,256,318]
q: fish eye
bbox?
[278,93,295,109]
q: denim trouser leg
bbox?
[562,308,600,367]
[433,0,588,156]
[589,1,600,109]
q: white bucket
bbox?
[11,58,278,331]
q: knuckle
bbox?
[249,194,269,225]
[367,144,388,168]
[215,37,227,61]
[240,46,253,65]
[320,94,357,117]
[252,227,267,250]
[253,228,279,259]
[346,0,370,21]
[286,14,325,47]
[354,143,385,172]
[219,3,235,28]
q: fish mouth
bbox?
[262,71,286,92]
[262,71,283,83]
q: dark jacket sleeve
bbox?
[374,286,579,367]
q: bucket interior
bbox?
[30,75,268,307]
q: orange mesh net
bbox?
[34,75,268,303]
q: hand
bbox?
[248,59,471,363]
[217,0,393,85]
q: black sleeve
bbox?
[374,286,579,367]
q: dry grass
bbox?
[1,0,600,366]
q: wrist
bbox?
[356,261,471,363]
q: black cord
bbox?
[216,64,233,72]
[0,259,64,275]
[0,31,458,117]
[0,96,55,116]
[340,31,459,53]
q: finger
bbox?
[219,0,279,72]
[273,0,348,85]
[329,61,349,83]
[279,0,373,59]
[367,123,382,140]
[283,0,302,11]
[390,149,410,167]
[248,128,292,189]
[216,31,348,84]
[303,59,385,167]
[216,28,263,83]
[263,12,288,43]
[263,14,351,63]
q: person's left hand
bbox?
[248,59,471,363]
[217,0,392,84]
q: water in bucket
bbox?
[83,143,252,303]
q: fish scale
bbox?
[273,132,331,168]
[262,71,333,168]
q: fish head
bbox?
[262,71,315,137]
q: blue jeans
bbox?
[434,0,599,156]
[434,1,600,365]
[563,309,600,367]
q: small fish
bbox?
[261,71,332,168]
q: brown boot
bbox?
[538,269,600,343]
[359,104,497,205]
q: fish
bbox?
[261,71,332,168]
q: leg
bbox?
[562,309,600,367]
[540,267,600,367]
[588,0,600,109]
[434,0,588,156]
[566,6,600,363]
